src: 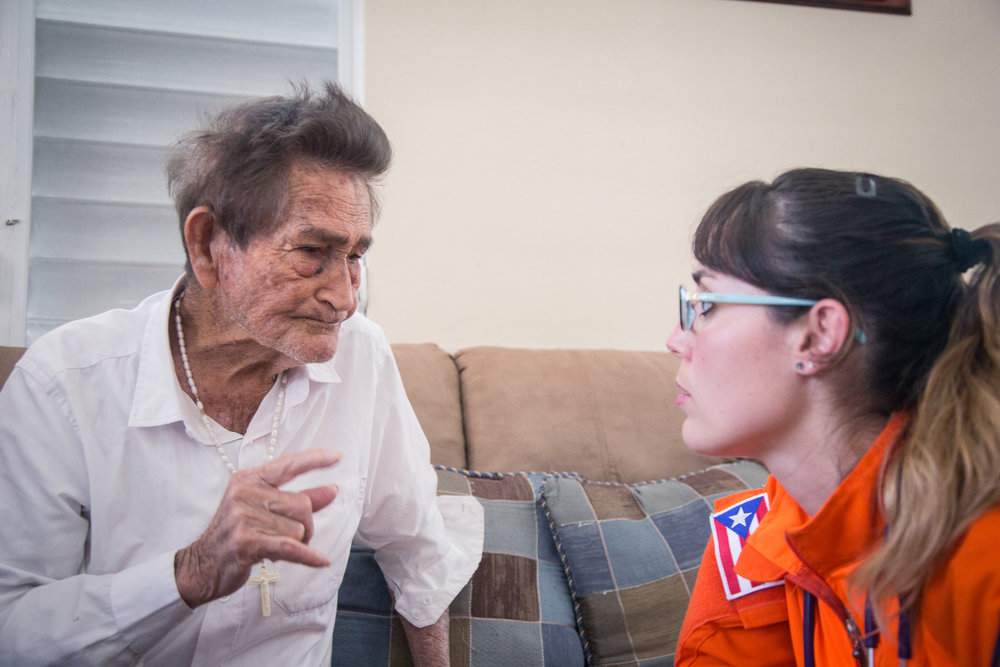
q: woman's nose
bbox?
[666,323,689,359]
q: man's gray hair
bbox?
[166,81,392,271]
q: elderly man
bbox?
[0,83,482,665]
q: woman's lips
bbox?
[675,382,690,406]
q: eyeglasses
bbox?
[678,285,817,331]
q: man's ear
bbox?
[183,206,221,290]
[794,299,853,373]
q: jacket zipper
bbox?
[844,613,868,666]
[794,572,868,667]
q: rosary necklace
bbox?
[174,295,287,617]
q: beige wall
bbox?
[365,0,1000,351]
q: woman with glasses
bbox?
[668,168,1000,666]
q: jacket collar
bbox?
[738,412,908,582]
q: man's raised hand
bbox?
[174,449,341,608]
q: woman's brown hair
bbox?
[693,167,1000,622]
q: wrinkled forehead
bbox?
[280,166,372,229]
[287,164,370,207]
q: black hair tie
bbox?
[950,228,985,273]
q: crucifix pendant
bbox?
[247,562,280,617]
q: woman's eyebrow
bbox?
[692,269,712,286]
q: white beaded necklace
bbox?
[173,296,288,471]
[173,294,287,616]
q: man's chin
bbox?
[300,343,339,365]
[281,335,340,366]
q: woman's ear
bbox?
[183,206,221,290]
[794,299,853,373]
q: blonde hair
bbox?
[854,222,1000,622]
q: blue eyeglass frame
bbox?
[678,285,817,331]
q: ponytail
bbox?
[855,222,1000,623]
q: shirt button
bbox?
[422,595,432,605]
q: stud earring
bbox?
[795,362,804,372]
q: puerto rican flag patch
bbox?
[711,493,783,600]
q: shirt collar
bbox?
[128,277,189,429]
[305,361,340,384]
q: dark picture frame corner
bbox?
[734,0,911,16]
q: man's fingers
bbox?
[303,484,339,512]
[181,454,341,607]
[263,485,338,516]
[250,506,310,542]
[262,485,337,543]
[255,448,341,488]
[258,535,331,569]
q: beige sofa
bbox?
[0,343,766,665]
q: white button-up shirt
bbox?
[0,282,483,666]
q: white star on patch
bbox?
[729,507,752,528]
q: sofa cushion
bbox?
[541,460,769,665]
[332,467,585,666]
[390,343,466,469]
[454,346,721,482]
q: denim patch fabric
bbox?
[332,468,586,667]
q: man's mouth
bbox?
[298,317,344,331]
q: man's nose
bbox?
[317,260,358,312]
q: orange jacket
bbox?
[676,413,1000,666]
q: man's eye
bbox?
[298,247,321,255]
[698,302,715,318]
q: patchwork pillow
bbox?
[541,460,769,665]
[332,467,585,667]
